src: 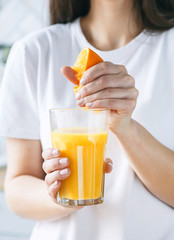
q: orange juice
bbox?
[51,128,108,201]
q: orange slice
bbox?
[71,48,103,94]
[72,47,103,82]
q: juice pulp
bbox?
[51,128,108,200]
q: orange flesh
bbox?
[71,48,103,92]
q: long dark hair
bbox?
[50,0,174,32]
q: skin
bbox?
[4,0,174,222]
[80,0,142,51]
[5,139,112,220]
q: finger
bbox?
[45,168,71,186]
[76,74,134,99]
[77,88,138,106]
[42,157,69,174]
[48,181,61,203]
[80,62,127,85]
[42,148,61,160]
[48,182,84,210]
[61,66,79,85]
[49,182,84,209]
[85,98,136,112]
[104,158,113,173]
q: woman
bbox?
[0,0,174,239]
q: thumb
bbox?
[61,66,79,86]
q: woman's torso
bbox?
[3,18,174,240]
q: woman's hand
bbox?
[62,62,138,134]
[42,148,113,204]
[42,148,70,204]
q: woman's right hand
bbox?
[42,148,71,204]
[42,148,113,205]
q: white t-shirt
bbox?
[0,18,174,240]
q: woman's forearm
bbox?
[5,175,77,220]
[114,119,174,208]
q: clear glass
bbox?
[49,108,109,206]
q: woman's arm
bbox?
[114,119,174,208]
[4,138,77,221]
[5,138,113,220]
[63,61,174,208]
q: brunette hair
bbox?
[50,0,174,31]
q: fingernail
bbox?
[59,158,68,165]
[52,181,58,186]
[77,99,84,105]
[108,163,113,168]
[80,78,86,86]
[60,168,69,176]
[52,148,59,156]
[86,102,93,108]
[75,92,81,100]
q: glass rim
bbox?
[49,108,109,113]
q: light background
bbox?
[0,1,49,239]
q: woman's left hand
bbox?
[62,62,138,134]
[77,62,138,133]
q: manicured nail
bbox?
[52,181,58,186]
[75,92,81,100]
[59,158,68,165]
[77,99,84,105]
[52,148,59,156]
[86,102,93,108]
[80,78,86,86]
[107,162,113,168]
[60,168,69,176]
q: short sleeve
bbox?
[0,41,40,139]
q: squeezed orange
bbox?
[51,128,108,200]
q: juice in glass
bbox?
[50,108,108,206]
[51,128,108,202]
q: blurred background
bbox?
[0,0,49,239]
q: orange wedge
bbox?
[71,48,103,94]
[72,48,103,82]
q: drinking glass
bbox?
[50,108,109,206]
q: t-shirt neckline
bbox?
[72,17,149,60]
